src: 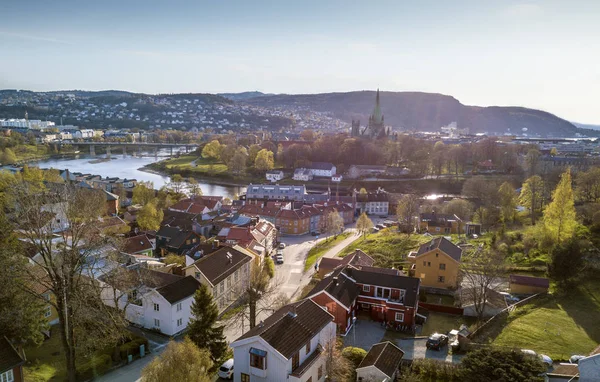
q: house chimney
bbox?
[333,276,339,286]
[287,305,297,318]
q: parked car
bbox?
[278,243,286,249]
[521,349,553,367]
[311,231,319,236]
[218,359,234,379]
[276,254,284,264]
[376,223,386,229]
[570,355,586,364]
[426,333,449,350]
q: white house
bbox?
[100,267,201,336]
[293,168,313,181]
[266,170,284,183]
[231,299,336,382]
[308,162,336,178]
[356,342,404,382]
[331,175,343,183]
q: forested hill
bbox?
[243,90,585,137]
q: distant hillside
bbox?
[573,122,600,131]
[219,91,269,101]
[244,91,585,137]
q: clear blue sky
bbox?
[1,0,599,123]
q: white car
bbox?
[218,359,234,379]
[522,349,553,367]
[276,254,284,264]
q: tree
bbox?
[254,149,275,172]
[575,167,600,203]
[227,149,247,175]
[460,249,505,323]
[163,253,185,267]
[324,336,352,382]
[201,140,221,160]
[132,181,155,205]
[525,148,541,176]
[519,175,544,225]
[460,347,546,382]
[248,144,262,165]
[543,168,577,244]
[462,177,499,207]
[548,237,590,286]
[188,178,203,197]
[442,199,474,221]
[169,174,185,195]
[219,144,238,164]
[356,212,374,238]
[1,148,17,164]
[141,338,212,382]
[325,209,344,239]
[396,194,420,234]
[137,199,164,231]
[342,346,367,368]
[300,129,316,141]
[187,284,228,366]
[498,181,517,223]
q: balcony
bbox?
[290,345,322,381]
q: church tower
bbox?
[367,89,385,138]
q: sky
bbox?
[0,0,599,123]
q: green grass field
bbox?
[162,155,229,175]
[304,232,351,271]
[488,279,600,361]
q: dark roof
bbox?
[547,363,579,378]
[99,267,181,290]
[343,268,420,307]
[308,268,360,309]
[358,341,404,378]
[509,274,550,288]
[359,266,402,276]
[309,162,335,170]
[420,212,460,222]
[0,336,25,373]
[122,235,153,254]
[342,249,375,268]
[417,237,463,262]
[189,247,252,286]
[156,276,201,304]
[235,299,333,359]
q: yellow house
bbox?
[409,237,462,289]
[419,212,465,235]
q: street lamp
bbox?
[352,316,357,345]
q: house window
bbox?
[362,285,370,292]
[438,276,445,283]
[0,369,14,382]
[177,318,183,327]
[422,261,426,266]
[439,263,446,270]
[44,305,52,318]
[435,227,441,232]
[292,352,300,370]
[154,319,160,327]
[153,303,160,312]
[195,272,201,279]
[176,303,182,312]
[234,270,239,282]
[318,365,323,379]
[395,312,404,322]
[241,374,250,382]
[427,262,431,267]
[220,282,224,293]
[250,348,267,370]
[306,342,311,354]
[186,239,191,245]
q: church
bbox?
[351,89,391,139]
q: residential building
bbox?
[356,342,404,382]
[293,168,313,181]
[231,299,336,382]
[307,162,336,178]
[100,267,201,336]
[245,184,307,201]
[509,275,550,295]
[266,170,284,183]
[347,165,387,179]
[460,287,507,318]
[183,246,253,313]
[317,249,374,279]
[0,336,25,382]
[408,237,463,289]
[216,219,276,257]
[356,189,390,216]
[331,175,343,182]
[156,226,203,256]
[578,353,600,381]
[169,195,222,214]
[122,234,154,257]
[418,212,465,234]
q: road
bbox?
[99,228,361,382]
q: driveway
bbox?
[398,338,465,364]
[342,320,386,350]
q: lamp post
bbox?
[352,316,357,346]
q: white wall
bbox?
[356,365,389,382]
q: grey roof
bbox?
[235,299,333,359]
[342,268,420,307]
[190,247,252,286]
[308,268,360,309]
[0,336,24,373]
[309,162,335,170]
[417,237,463,262]
[357,341,404,378]
[156,276,201,304]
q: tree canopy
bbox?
[543,168,577,244]
[141,338,213,382]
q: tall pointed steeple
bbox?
[371,88,383,124]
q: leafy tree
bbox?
[163,253,185,267]
[219,144,238,164]
[1,148,17,164]
[254,149,275,171]
[227,149,247,175]
[396,194,420,234]
[359,187,367,194]
[141,338,212,382]
[188,178,203,197]
[300,129,315,141]
[248,144,262,165]
[442,199,474,221]
[264,257,275,278]
[341,346,367,368]
[543,168,577,244]
[132,181,155,205]
[575,167,600,203]
[460,347,546,382]
[325,209,344,239]
[462,177,500,207]
[525,149,541,176]
[169,174,185,195]
[519,175,544,225]
[201,140,221,160]
[137,199,164,231]
[324,336,353,382]
[187,284,228,366]
[498,181,517,223]
[548,237,590,286]
[356,212,374,238]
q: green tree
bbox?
[442,199,474,221]
[132,182,155,205]
[169,174,185,195]
[325,209,344,239]
[498,181,517,223]
[219,144,238,164]
[163,253,185,267]
[519,175,544,225]
[1,148,17,164]
[141,338,212,382]
[356,212,374,238]
[137,199,164,231]
[396,194,420,234]
[460,347,546,382]
[548,237,589,286]
[188,178,203,197]
[201,140,221,160]
[254,149,275,171]
[227,149,247,175]
[575,167,600,203]
[187,284,228,366]
[248,144,262,165]
[525,149,541,176]
[341,346,367,368]
[543,168,577,244]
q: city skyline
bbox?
[1,0,599,123]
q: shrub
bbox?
[264,257,275,278]
[118,337,149,360]
[77,354,112,380]
[341,346,367,368]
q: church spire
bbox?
[371,88,383,124]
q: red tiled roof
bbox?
[123,235,153,254]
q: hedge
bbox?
[76,354,112,381]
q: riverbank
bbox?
[138,165,250,188]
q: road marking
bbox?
[290,269,302,274]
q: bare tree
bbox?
[324,329,352,382]
[325,209,344,239]
[396,194,420,234]
[356,212,373,238]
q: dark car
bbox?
[426,333,449,350]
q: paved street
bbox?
[398,338,465,364]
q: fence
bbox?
[419,302,464,315]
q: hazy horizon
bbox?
[1,0,599,124]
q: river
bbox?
[32,153,244,198]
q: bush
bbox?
[409,358,462,381]
[264,257,275,279]
[118,337,149,360]
[77,354,112,380]
[341,346,367,368]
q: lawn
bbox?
[339,229,431,270]
[485,278,600,361]
[162,155,229,175]
[304,232,351,271]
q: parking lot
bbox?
[398,337,465,364]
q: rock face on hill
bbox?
[244,90,581,137]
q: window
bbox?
[292,352,300,370]
[241,374,250,382]
[176,303,182,312]
[177,318,183,327]
[395,312,404,322]
[439,263,446,270]
[427,262,431,267]
[1,369,14,382]
[154,319,160,327]
[250,348,267,370]
[435,227,441,232]
[153,303,160,312]
[234,270,239,282]
[438,276,445,283]
[318,365,323,379]
[306,342,311,354]
[220,282,224,293]
[422,261,426,267]
[186,239,191,245]
[362,285,370,292]
[227,277,231,288]
[44,305,52,318]
[195,271,201,279]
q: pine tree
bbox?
[543,168,577,244]
[187,284,228,366]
